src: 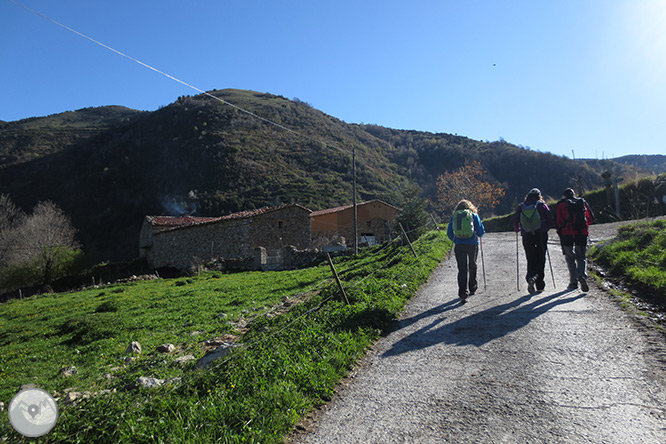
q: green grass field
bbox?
[591,219,666,305]
[1,231,449,443]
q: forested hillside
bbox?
[0,89,646,263]
[584,154,666,177]
[0,106,144,167]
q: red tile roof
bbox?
[310,200,399,217]
[147,204,312,232]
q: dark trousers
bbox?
[454,244,478,295]
[522,231,548,289]
[559,234,588,284]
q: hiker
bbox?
[512,188,553,294]
[555,188,595,291]
[447,199,485,303]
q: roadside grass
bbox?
[590,219,666,306]
[1,230,449,443]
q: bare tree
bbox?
[20,201,80,284]
[1,198,80,287]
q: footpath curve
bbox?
[288,224,666,443]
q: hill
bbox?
[0,106,145,167]
[583,154,666,177]
[0,88,639,263]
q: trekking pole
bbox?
[480,238,487,291]
[515,232,520,291]
[545,239,556,289]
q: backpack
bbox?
[453,209,474,239]
[565,197,587,230]
[520,201,543,233]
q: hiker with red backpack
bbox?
[512,188,554,294]
[555,188,595,292]
[447,199,486,303]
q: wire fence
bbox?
[184,216,447,382]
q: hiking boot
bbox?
[469,285,477,296]
[579,276,589,292]
[527,277,536,294]
[459,290,468,304]
[567,282,578,290]
[536,280,545,292]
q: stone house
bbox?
[310,199,400,248]
[140,204,312,269]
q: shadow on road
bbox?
[382,290,585,357]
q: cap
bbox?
[563,188,575,198]
[528,188,541,195]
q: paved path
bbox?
[289,226,666,443]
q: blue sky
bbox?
[2,0,665,159]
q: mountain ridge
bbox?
[0,88,656,263]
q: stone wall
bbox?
[147,218,251,269]
[249,205,311,250]
[145,205,311,270]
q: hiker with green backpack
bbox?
[447,199,486,303]
[512,188,553,294]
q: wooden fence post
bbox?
[327,253,349,305]
[429,213,440,230]
[399,223,418,258]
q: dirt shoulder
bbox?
[287,222,666,443]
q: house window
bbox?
[278,221,283,228]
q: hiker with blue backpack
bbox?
[555,188,595,292]
[447,199,486,303]
[512,188,553,294]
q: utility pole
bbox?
[352,146,358,255]
[614,177,623,219]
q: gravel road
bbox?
[288,222,666,444]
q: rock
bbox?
[63,391,91,404]
[137,377,165,389]
[156,343,175,353]
[174,355,196,364]
[126,341,142,354]
[60,366,78,377]
[62,389,114,405]
[195,343,243,369]
[203,337,228,348]
[126,376,182,390]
